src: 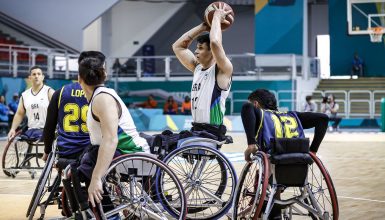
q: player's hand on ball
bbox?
[213,2,233,25]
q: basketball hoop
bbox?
[369,27,384,43]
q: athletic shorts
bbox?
[76,145,122,181]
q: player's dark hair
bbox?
[197,34,211,50]
[248,89,278,111]
[78,51,105,64]
[79,56,106,86]
[29,65,42,74]
[306,95,312,102]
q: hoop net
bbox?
[369,27,384,43]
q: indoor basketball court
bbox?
[0,131,384,219]
[0,0,384,219]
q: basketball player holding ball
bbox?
[172,2,234,132]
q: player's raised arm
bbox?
[209,3,233,89]
[172,23,210,73]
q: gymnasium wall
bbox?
[94,0,185,57]
[329,0,385,76]
[0,77,292,114]
[254,0,303,54]
[142,4,255,56]
[0,0,118,51]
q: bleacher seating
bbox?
[0,31,47,65]
[313,77,385,117]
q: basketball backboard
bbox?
[347,0,385,35]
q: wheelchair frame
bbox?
[2,130,45,179]
[67,153,188,220]
[233,151,339,220]
[26,141,72,220]
[160,137,238,220]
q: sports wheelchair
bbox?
[157,135,237,220]
[26,140,76,220]
[2,129,45,179]
[65,152,188,220]
[233,138,339,220]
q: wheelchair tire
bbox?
[96,153,187,220]
[26,152,54,219]
[161,145,237,220]
[2,130,24,177]
[308,152,339,220]
[233,151,269,220]
[61,188,72,218]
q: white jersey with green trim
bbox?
[191,64,231,125]
[87,87,150,153]
[22,85,52,129]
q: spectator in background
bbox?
[8,93,19,128]
[181,95,191,115]
[136,94,158,109]
[163,96,178,115]
[351,52,364,78]
[321,94,342,132]
[303,95,317,112]
[112,58,121,76]
[0,95,9,122]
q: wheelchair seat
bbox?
[19,128,44,144]
[270,138,313,187]
[55,158,77,170]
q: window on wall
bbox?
[316,35,330,79]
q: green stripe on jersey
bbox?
[210,102,223,125]
[117,132,143,154]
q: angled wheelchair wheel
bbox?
[233,151,269,220]
[26,152,57,219]
[278,152,339,220]
[97,153,187,220]
[2,130,26,177]
[306,152,339,220]
[162,145,237,220]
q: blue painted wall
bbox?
[255,1,303,54]
[329,0,385,76]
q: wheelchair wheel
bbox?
[61,188,73,217]
[2,131,26,177]
[97,153,187,220]
[307,152,339,220]
[233,151,269,220]
[278,152,339,220]
[161,145,237,220]
[26,152,56,219]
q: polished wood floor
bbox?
[0,131,384,219]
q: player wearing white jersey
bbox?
[75,51,150,208]
[8,66,54,140]
[172,4,233,126]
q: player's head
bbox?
[78,51,106,86]
[78,51,105,64]
[195,34,212,64]
[306,95,312,102]
[29,66,44,87]
[248,89,278,111]
[197,34,210,50]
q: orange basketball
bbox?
[204,1,235,31]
